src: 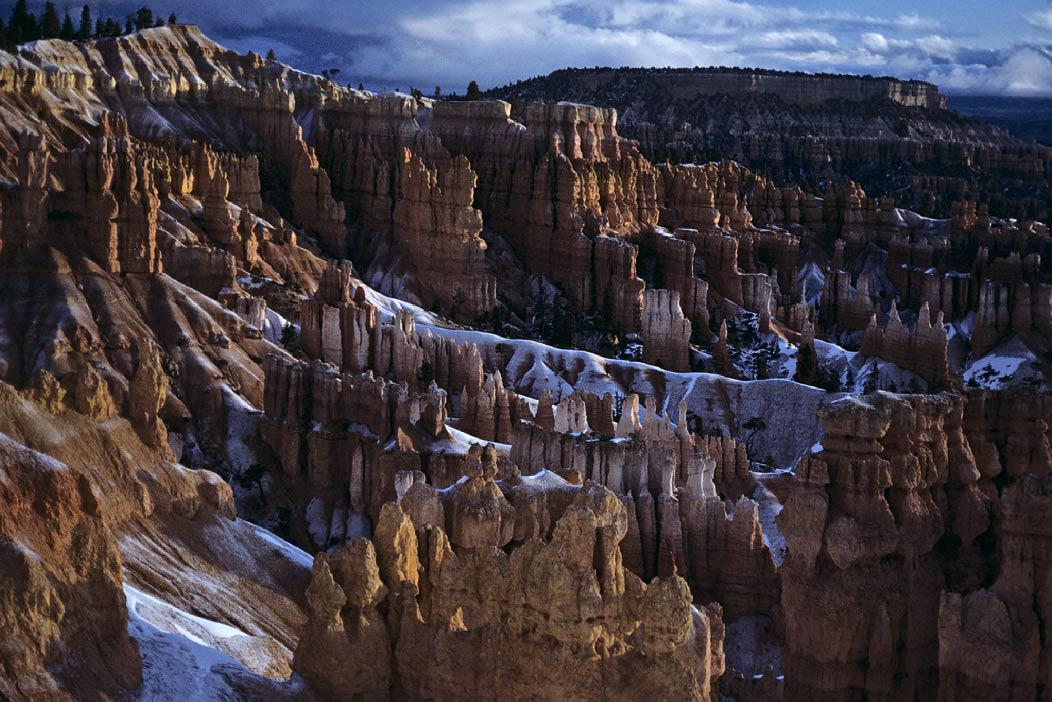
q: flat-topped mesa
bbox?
[527,68,948,109]
[860,301,952,387]
[295,484,726,701]
[485,69,1052,220]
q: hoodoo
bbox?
[0,10,1046,702]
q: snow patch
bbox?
[751,481,786,566]
[242,521,313,569]
[963,338,1045,390]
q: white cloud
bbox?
[928,47,1052,97]
[1024,10,1052,32]
[754,30,839,51]
[115,0,1052,97]
[861,32,889,53]
[919,35,957,61]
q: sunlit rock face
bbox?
[0,19,1049,702]
[295,485,726,702]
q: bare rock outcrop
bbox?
[0,434,142,702]
[860,302,952,387]
[295,484,726,701]
[778,393,965,700]
[641,288,692,371]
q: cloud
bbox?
[74,0,1052,96]
[754,30,839,51]
[929,46,1052,97]
[861,32,889,53]
[1024,10,1052,32]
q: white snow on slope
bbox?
[263,307,291,345]
[963,337,1046,390]
[242,521,313,569]
[440,424,512,455]
[751,480,786,567]
[125,584,305,702]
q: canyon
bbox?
[484,67,1052,222]
[0,22,1048,702]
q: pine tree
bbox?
[41,2,61,39]
[236,464,268,503]
[167,13,177,25]
[124,17,134,34]
[266,48,276,60]
[743,416,767,456]
[9,0,33,43]
[134,7,153,30]
[79,5,91,39]
[0,18,8,50]
[794,341,818,385]
[94,17,103,37]
[154,17,163,27]
[60,11,75,40]
[466,80,482,100]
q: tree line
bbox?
[0,1,178,50]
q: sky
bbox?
[16,1,1052,96]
